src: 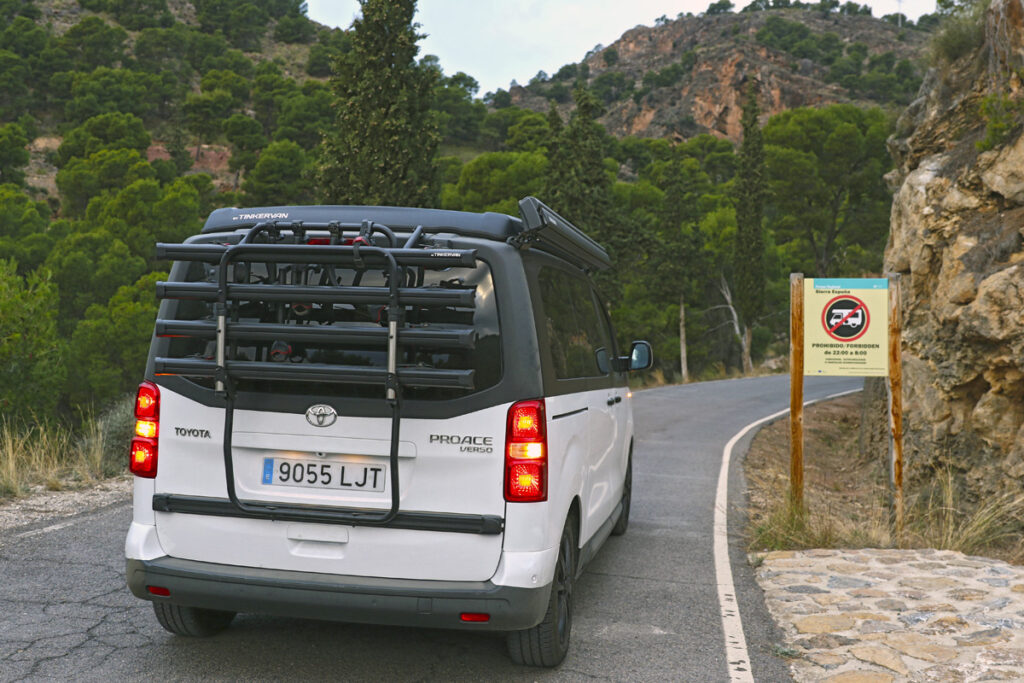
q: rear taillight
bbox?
[135,382,159,419]
[504,399,547,502]
[130,381,160,478]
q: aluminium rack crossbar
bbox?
[155,320,475,349]
[152,222,481,528]
[155,282,475,307]
[156,243,477,267]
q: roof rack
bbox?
[512,197,612,272]
[193,199,611,273]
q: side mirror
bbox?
[628,341,653,372]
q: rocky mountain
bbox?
[510,9,929,142]
[884,0,1024,500]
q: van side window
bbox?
[537,268,609,379]
[590,288,616,375]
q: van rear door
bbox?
[149,231,509,581]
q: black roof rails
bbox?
[512,197,612,272]
[200,205,521,242]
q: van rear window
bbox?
[166,258,501,401]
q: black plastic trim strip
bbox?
[576,499,622,575]
[155,320,475,349]
[153,358,474,389]
[152,494,504,534]
[551,407,588,420]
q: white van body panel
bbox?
[150,388,510,582]
[125,521,164,560]
[154,513,503,581]
[502,390,612,555]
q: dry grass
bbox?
[745,394,1024,564]
[0,396,134,500]
[903,469,1024,558]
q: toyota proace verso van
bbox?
[125,197,652,666]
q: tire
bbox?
[152,602,235,637]
[611,452,632,536]
[506,516,577,667]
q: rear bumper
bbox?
[126,556,550,631]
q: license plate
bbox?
[261,457,386,492]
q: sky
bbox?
[304,0,938,96]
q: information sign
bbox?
[803,278,888,376]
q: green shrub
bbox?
[592,71,634,104]
[640,50,697,94]
[977,93,1024,151]
[930,0,989,66]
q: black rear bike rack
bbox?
[153,221,479,527]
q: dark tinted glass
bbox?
[167,258,501,401]
[537,268,610,379]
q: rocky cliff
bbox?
[510,10,927,142]
[885,0,1024,500]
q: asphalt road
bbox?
[0,375,861,682]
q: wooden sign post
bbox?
[888,274,904,534]
[789,274,805,510]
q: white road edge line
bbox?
[15,519,79,539]
[714,388,861,682]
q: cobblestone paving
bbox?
[755,549,1024,682]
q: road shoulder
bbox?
[0,475,132,536]
[729,417,796,681]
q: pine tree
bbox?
[543,87,634,302]
[0,123,30,186]
[543,87,612,244]
[733,81,767,373]
[544,102,563,154]
[316,0,439,206]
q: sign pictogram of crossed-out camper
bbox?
[821,294,870,341]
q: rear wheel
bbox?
[611,452,632,536]
[152,602,235,637]
[506,516,576,667]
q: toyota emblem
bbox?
[305,404,338,427]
